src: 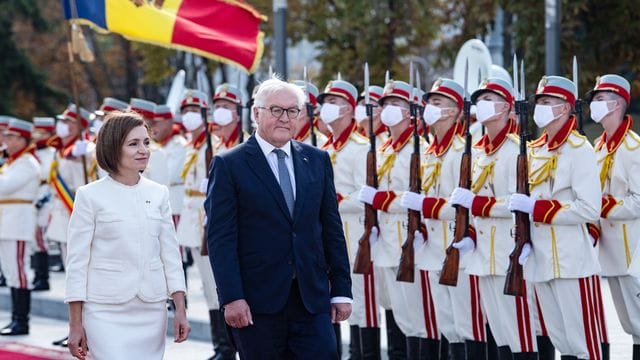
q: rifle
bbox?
[504,56,531,296]
[200,98,214,256]
[572,56,586,135]
[237,72,245,144]
[397,63,421,283]
[439,59,471,287]
[303,66,317,146]
[353,63,377,275]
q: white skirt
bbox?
[83,297,167,360]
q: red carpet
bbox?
[0,342,71,360]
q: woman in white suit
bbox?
[65,111,190,360]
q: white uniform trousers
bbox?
[590,275,609,346]
[0,240,32,289]
[608,275,640,343]
[478,276,537,353]
[193,248,220,310]
[375,265,392,310]
[380,267,439,339]
[83,297,167,360]
[429,272,485,344]
[534,278,603,360]
[350,265,380,328]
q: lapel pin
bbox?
[145,200,151,204]
[303,157,308,162]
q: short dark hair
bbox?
[96,111,147,175]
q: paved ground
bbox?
[0,268,634,359]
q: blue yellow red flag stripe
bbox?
[49,160,75,214]
[61,0,266,73]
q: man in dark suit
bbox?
[205,77,352,359]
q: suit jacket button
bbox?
[292,232,296,238]
[288,260,293,265]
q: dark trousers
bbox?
[231,280,338,360]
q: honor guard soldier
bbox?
[400,78,487,359]
[31,117,57,291]
[0,119,41,335]
[211,84,245,153]
[176,89,236,360]
[129,98,170,186]
[450,78,538,359]
[292,80,326,146]
[508,76,603,360]
[589,75,640,358]
[45,104,93,268]
[356,85,388,143]
[316,79,375,358]
[149,104,188,227]
[0,116,10,165]
[358,79,431,358]
[95,97,129,133]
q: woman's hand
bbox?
[68,323,88,359]
[171,291,190,343]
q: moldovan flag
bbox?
[61,0,266,73]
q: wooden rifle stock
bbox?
[353,149,377,274]
[396,152,422,282]
[200,107,214,256]
[307,102,317,147]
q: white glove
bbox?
[199,178,209,194]
[413,230,426,251]
[358,185,377,205]
[452,236,475,257]
[400,191,425,211]
[518,243,532,265]
[369,226,379,246]
[71,140,90,157]
[450,187,474,209]
[508,193,535,214]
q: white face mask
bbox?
[355,105,367,122]
[213,108,234,126]
[533,104,564,128]
[423,104,454,125]
[476,100,505,124]
[320,103,344,124]
[55,122,70,138]
[589,100,616,123]
[380,105,404,127]
[182,111,204,131]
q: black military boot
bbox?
[559,356,578,360]
[465,340,487,360]
[348,325,362,359]
[498,345,513,359]
[406,336,420,359]
[440,335,450,359]
[537,335,555,360]
[513,352,538,360]
[449,342,466,360]
[633,344,640,360]
[334,323,343,358]
[487,325,499,360]
[419,338,439,359]
[0,272,6,287]
[52,336,69,347]
[385,310,407,360]
[601,342,609,360]
[32,251,50,291]
[1,288,30,335]
[360,327,381,360]
[208,310,236,360]
[1,288,17,332]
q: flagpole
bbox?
[273,0,287,80]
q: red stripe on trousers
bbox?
[591,275,608,343]
[369,266,378,327]
[579,278,599,360]
[470,275,485,341]
[420,270,434,339]
[364,267,372,327]
[516,291,527,352]
[17,241,27,289]
[172,215,181,229]
[424,270,439,340]
[521,280,534,352]
[35,226,47,252]
[534,290,548,336]
[585,278,601,359]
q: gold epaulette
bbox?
[506,133,521,145]
[567,130,587,148]
[452,135,465,151]
[350,132,369,145]
[624,130,640,151]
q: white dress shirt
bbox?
[254,132,352,305]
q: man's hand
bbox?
[450,187,474,209]
[71,140,90,157]
[224,299,253,328]
[331,303,352,323]
[400,191,425,211]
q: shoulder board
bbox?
[349,132,369,145]
[528,134,547,148]
[567,130,587,148]
[506,133,520,145]
[624,130,640,151]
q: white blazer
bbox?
[65,176,186,304]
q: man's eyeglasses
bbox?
[257,106,300,119]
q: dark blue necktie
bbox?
[273,149,294,216]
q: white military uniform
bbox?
[65,175,186,360]
[294,121,327,148]
[416,123,485,344]
[524,116,603,360]
[322,121,373,328]
[158,133,188,221]
[463,121,537,353]
[45,137,95,264]
[372,126,432,338]
[34,144,56,251]
[0,148,40,289]
[597,116,640,344]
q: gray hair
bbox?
[254,76,305,110]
